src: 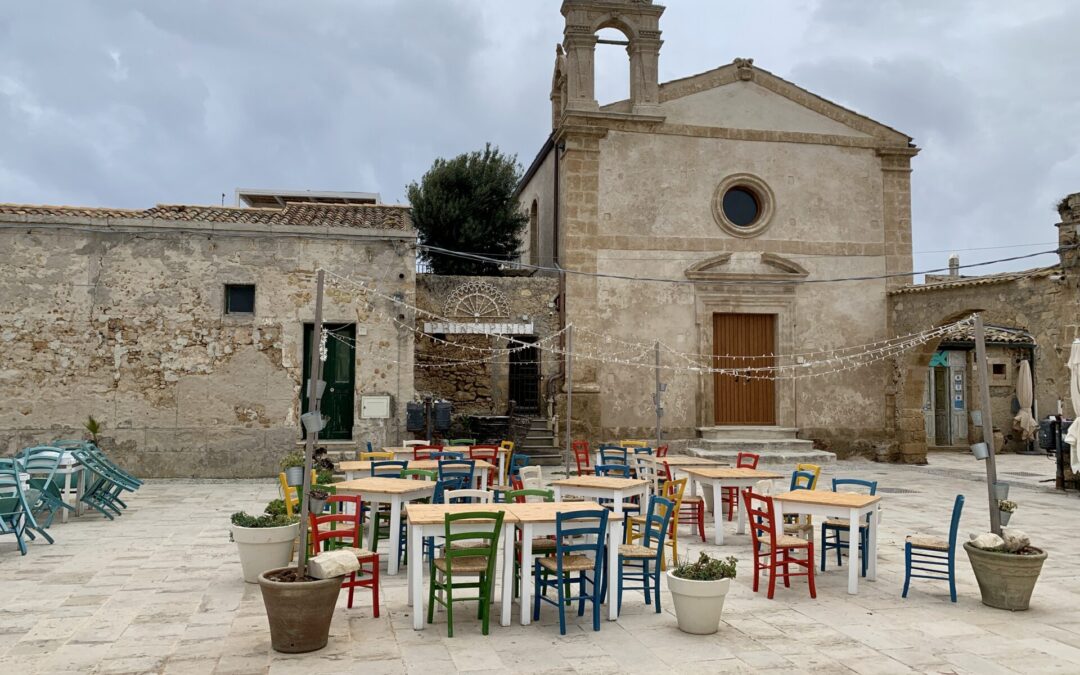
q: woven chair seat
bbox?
[681,495,704,503]
[537,554,596,573]
[762,534,812,550]
[784,522,813,535]
[449,541,490,550]
[824,518,869,529]
[516,537,557,552]
[618,543,658,559]
[434,555,490,574]
[561,495,585,502]
[907,534,948,551]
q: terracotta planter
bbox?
[666,572,730,635]
[231,522,299,583]
[963,542,1046,611]
[258,568,343,653]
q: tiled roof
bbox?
[940,324,1035,346]
[0,201,411,230]
[888,266,1058,295]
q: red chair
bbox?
[469,445,500,485]
[655,444,669,458]
[413,445,443,461]
[743,490,816,600]
[309,495,380,615]
[664,461,705,542]
[722,452,760,521]
[571,440,593,476]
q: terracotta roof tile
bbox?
[940,324,1035,346]
[888,267,1058,296]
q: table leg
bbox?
[867,506,878,581]
[479,470,488,491]
[498,453,507,486]
[500,521,514,627]
[367,499,382,553]
[61,470,73,523]
[409,523,424,630]
[847,507,860,594]
[553,486,562,502]
[712,481,724,545]
[735,483,748,535]
[607,517,621,621]
[520,524,534,626]
[76,467,87,516]
[346,470,356,481]
[388,498,402,576]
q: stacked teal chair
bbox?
[0,466,36,555]
[69,445,140,519]
[533,508,609,635]
[21,446,75,529]
[820,478,877,576]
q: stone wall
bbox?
[0,206,415,477]
[414,275,561,417]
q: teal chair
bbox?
[0,467,36,555]
[20,446,75,529]
[617,495,673,613]
[533,509,609,635]
[820,478,877,576]
[903,495,965,602]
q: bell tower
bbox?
[555,0,665,119]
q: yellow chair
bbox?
[627,477,686,570]
[786,464,822,539]
[278,470,317,517]
[795,463,822,490]
[499,441,514,483]
[619,439,648,448]
[359,450,395,461]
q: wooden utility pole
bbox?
[564,325,573,479]
[654,341,663,448]
[297,269,325,577]
[973,314,1003,535]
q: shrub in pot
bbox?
[280,452,305,486]
[230,507,299,583]
[964,528,1046,611]
[667,552,737,635]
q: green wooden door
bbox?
[302,324,355,440]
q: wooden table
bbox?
[772,490,881,595]
[333,477,436,576]
[549,476,649,516]
[683,467,785,545]
[509,501,625,626]
[640,455,725,468]
[339,459,496,489]
[405,503,518,631]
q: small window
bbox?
[225,284,255,314]
[992,363,1006,376]
[722,187,760,227]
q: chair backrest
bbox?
[832,478,877,495]
[632,447,654,456]
[655,444,669,458]
[554,509,608,570]
[736,452,760,470]
[500,440,515,452]
[507,488,554,504]
[278,472,299,516]
[444,489,493,504]
[401,469,437,481]
[619,440,647,448]
[0,468,31,519]
[599,447,628,466]
[509,453,530,478]
[359,451,395,461]
[640,496,675,556]
[947,494,965,552]
[438,459,476,484]
[428,451,465,461]
[795,463,821,489]
[371,460,408,478]
[632,455,658,492]
[413,445,444,460]
[309,494,362,552]
[572,440,591,474]
[743,490,778,549]
[753,479,773,496]
[790,470,816,491]
[19,446,63,488]
[468,445,499,462]
[402,440,428,448]
[594,463,630,478]
[518,465,542,483]
[448,438,476,446]
[660,461,674,483]
[521,476,544,491]
[442,511,505,576]
[661,477,687,514]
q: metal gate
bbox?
[508,336,540,415]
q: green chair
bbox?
[21,446,76,529]
[448,438,477,446]
[427,511,505,637]
[0,467,34,555]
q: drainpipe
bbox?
[545,141,566,422]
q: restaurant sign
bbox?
[423,322,534,335]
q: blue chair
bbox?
[820,478,878,577]
[509,454,530,479]
[429,451,465,461]
[903,494,964,602]
[438,459,476,491]
[790,470,815,491]
[594,464,631,478]
[598,446,628,467]
[370,460,408,478]
[533,509,609,635]
[617,496,673,614]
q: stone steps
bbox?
[518,417,562,465]
[697,426,800,441]
[688,425,835,467]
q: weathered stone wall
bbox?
[414,275,560,416]
[0,211,415,477]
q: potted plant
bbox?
[280,452,305,487]
[667,552,737,635]
[964,529,1046,611]
[997,499,1017,526]
[230,505,299,583]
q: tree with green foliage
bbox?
[407,143,527,275]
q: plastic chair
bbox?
[821,478,878,577]
[571,440,593,476]
[21,446,75,529]
[0,467,35,555]
[370,460,408,478]
[309,494,380,615]
[438,460,476,491]
[722,452,760,521]
[428,511,505,637]
[359,451,395,461]
[533,509,609,635]
[744,490,816,599]
[903,495,964,602]
[71,447,139,520]
[618,496,674,614]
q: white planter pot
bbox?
[232,522,299,584]
[666,572,731,635]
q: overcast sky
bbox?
[1,1,1077,276]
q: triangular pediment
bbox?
[685,252,809,282]
[656,59,911,143]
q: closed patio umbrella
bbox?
[1066,340,1080,472]
[1012,359,1037,442]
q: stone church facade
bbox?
[517,0,919,457]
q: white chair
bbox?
[402,440,428,448]
[518,466,543,483]
[443,488,493,504]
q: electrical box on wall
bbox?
[361,395,392,419]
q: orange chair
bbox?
[663,462,706,542]
[744,490,816,600]
[722,452,760,521]
[572,440,593,476]
[309,494,381,614]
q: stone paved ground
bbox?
[2,453,1079,674]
